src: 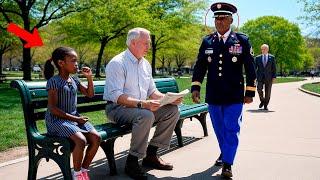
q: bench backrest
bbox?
[11,77,179,137]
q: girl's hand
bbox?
[77,116,89,124]
[81,67,92,78]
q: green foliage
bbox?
[298,0,320,37]
[240,16,314,73]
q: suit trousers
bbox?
[208,103,243,165]
[105,103,179,158]
[257,79,273,106]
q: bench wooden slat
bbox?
[32,94,106,110]
[29,83,105,99]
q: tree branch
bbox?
[107,23,132,42]
[37,0,54,27]
[27,0,36,9]
[0,6,12,23]
[35,1,80,29]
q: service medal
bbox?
[232,56,237,62]
[208,56,212,63]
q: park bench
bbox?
[10,77,208,180]
[0,74,6,83]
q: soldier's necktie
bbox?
[219,36,224,48]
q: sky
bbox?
[206,0,309,35]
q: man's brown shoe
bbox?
[142,156,173,170]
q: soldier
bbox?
[191,2,256,178]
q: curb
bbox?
[299,85,320,97]
[0,156,28,168]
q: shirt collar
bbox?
[125,49,141,64]
[217,28,231,41]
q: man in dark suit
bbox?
[255,44,276,110]
[191,2,256,178]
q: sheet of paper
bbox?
[159,89,189,106]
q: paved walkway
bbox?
[0,78,319,180]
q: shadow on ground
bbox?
[147,165,227,180]
[246,109,275,113]
[38,135,203,180]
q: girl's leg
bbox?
[70,132,87,171]
[82,130,101,169]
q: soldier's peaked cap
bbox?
[211,2,237,17]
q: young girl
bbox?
[44,47,101,180]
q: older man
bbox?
[103,27,181,179]
[255,44,276,110]
[191,2,256,178]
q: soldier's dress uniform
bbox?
[191,2,256,170]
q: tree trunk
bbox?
[0,52,3,75]
[22,12,32,81]
[280,61,283,76]
[22,47,32,80]
[151,34,156,77]
[95,40,108,78]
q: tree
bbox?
[57,0,147,77]
[298,0,320,37]
[306,37,320,70]
[141,0,206,76]
[0,28,18,74]
[0,0,91,80]
[240,16,312,74]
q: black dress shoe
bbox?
[125,161,148,180]
[221,163,233,178]
[259,102,264,108]
[142,155,173,170]
[264,105,268,110]
[214,154,223,166]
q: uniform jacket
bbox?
[255,54,276,82]
[191,31,256,105]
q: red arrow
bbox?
[7,23,43,48]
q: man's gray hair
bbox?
[261,44,269,49]
[126,27,150,47]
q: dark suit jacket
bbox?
[255,54,276,82]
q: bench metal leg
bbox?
[55,154,72,180]
[174,119,184,147]
[27,150,39,180]
[100,138,117,176]
[194,112,208,137]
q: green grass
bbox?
[302,82,320,94]
[0,82,28,150]
[0,76,306,152]
[275,77,305,83]
[175,77,207,104]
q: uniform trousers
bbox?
[106,103,179,158]
[208,103,243,164]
